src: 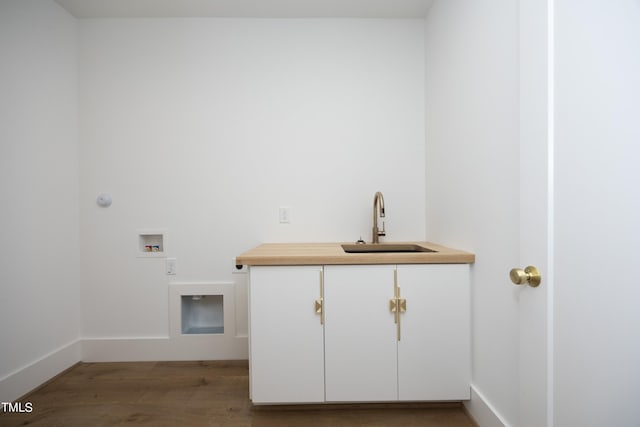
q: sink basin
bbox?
[341,243,437,254]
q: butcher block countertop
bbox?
[236,242,475,266]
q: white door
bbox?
[517,0,552,425]
[518,2,640,425]
[552,1,640,425]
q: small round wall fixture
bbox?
[96,192,112,207]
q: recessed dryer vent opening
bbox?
[169,281,235,344]
[181,295,224,335]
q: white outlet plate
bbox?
[279,206,291,224]
[232,258,247,274]
[166,258,177,275]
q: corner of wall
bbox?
[0,340,82,402]
[464,385,509,427]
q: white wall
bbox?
[554,0,640,425]
[0,0,81,401]
[78,18,426,352]
[424,1,519,425]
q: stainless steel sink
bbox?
[341,243,437,254]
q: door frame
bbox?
[517,0,555,425]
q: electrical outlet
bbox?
[166,258,177,275]
[232,258,247,274]
[279,206,292,224]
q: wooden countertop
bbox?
[236,242,475,266]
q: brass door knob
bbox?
[510,266,541,287]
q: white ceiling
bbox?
[54,0,433,19]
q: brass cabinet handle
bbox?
[316,298,324,325]
[390,269,406,341]
[390,298,398,315]
[396,293,401,341]
[317,269,324,324]
[510,266,541,287]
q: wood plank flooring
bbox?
[0,361,476,426]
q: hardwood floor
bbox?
[0,361,476,426]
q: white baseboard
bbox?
[464,385,510,427]
[0,340,82,402]
[0,335,248,401]
[82,335,248,362]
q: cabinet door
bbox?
[397,264,470,400]
[249,266,325,403]
[324,265,398,402]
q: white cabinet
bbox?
[248,266,325,404]
[397,264,470,400]
[248,263,470,404]
[323,264,470,402]
[324,265,398,401]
